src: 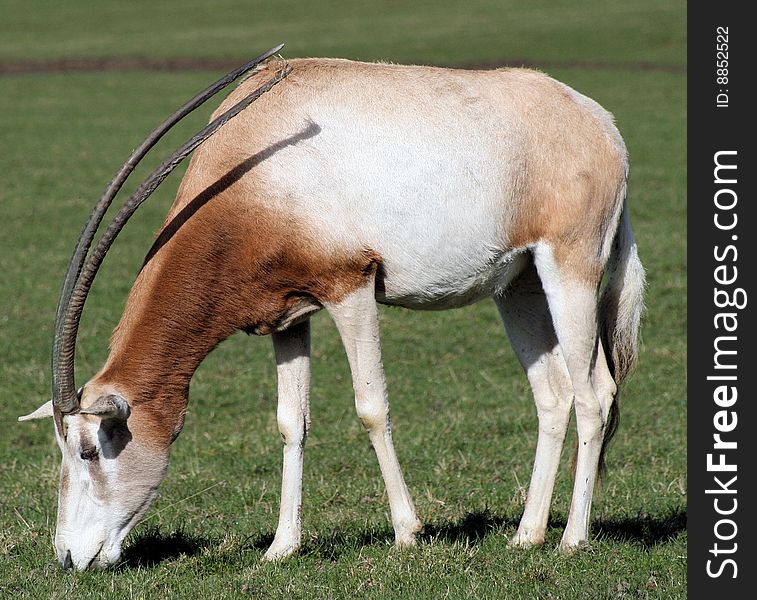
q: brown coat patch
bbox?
[498,71,627,284]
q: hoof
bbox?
[509,530,545,549]
[262,540,300,562]
[394,518,423,549]
[558,537,590,554]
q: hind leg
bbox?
[533,244,616,550]
[495,258,574,547]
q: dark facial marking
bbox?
[76,428,109,497]
[80,447,99,462]
[59,463,70,508]
[78,429,96,458]
[97,419,132,459]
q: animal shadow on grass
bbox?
[294,505,687,560]
[422,508,519,545]
[239,529,397,562]
[254,510,518,562]
[119,527,210,569]
[424,506,687,549]
[117,507,687,568]
[308,528,397,561]
[593,506,687,549]
[422,506,687,550]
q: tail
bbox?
[600,200,646,385]
[596,198,646,477]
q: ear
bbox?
[18,400,54,422]
[79,394,131,421]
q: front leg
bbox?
[263,320,311,561]
[326,283,423,548]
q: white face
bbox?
[51,405,169,570]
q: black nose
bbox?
[62,550,73,570]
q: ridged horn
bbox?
[51,45,290,414]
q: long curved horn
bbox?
[52,43,284,334]
[52,48,290,414]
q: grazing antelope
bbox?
[20,45,644,570]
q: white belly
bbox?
[377,249,528,310]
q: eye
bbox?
[80,447,99,462]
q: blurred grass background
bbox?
[0,0,684,66]
[0,1,685,598]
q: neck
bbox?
[93,207,250,434]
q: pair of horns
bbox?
[51,43,291,414]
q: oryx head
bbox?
[19,45,290,570]
[20,388,168,570]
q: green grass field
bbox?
[0,1,686,598]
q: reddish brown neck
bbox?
[92,206,252,439]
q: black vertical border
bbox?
[688,3,754,597]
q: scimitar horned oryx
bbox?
[20,44,645,570]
